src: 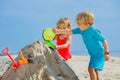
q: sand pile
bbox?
[0,41,78,80]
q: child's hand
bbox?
[52,28,61,34]
[55,45,61,50]
[52,28,56,33]
[105,52,110,61]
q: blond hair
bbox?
[76,11,95,25]
[57,18,72,29]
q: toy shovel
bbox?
[2,48,20,70]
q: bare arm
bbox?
[102,40,109,52]
[102,40,110,61]
[56,36,71,49]
[53,28,72,34]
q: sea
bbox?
[71,51,120,57]
[0,51,120,57]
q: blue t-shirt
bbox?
[72,26,105,55]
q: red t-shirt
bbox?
[56,34,72,60]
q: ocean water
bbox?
[71,51,120,57]
[1,51,120,57]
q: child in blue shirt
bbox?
[54,10,110,80]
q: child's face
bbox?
[59,24,67,29]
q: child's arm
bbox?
[102,40,110,61]
[56,36,71,49]
[53,28,72,34]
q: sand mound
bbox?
[1,41,78,80]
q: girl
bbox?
[55,18,72,64]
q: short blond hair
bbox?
[76,11,95,25]
[57,18,72,29]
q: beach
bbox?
[70,55,120,80]
[0,55,120,80]
[0,55,16,78]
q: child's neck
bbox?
[83,26,89,30]
[80,24,90,30]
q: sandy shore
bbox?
[70,55,120,80]
[0,55,17,78]
[0,55,120,80]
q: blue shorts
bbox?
[89,53,105,71]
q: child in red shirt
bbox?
[55,18,72,64]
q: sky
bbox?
[0,0,120,55]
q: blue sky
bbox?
[0,0,120,55]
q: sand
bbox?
[70,55,120,80]
[0,55,16,78]
[0,55,120,80]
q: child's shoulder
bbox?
[91,26,101,32]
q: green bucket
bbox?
[43,28,56,41]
